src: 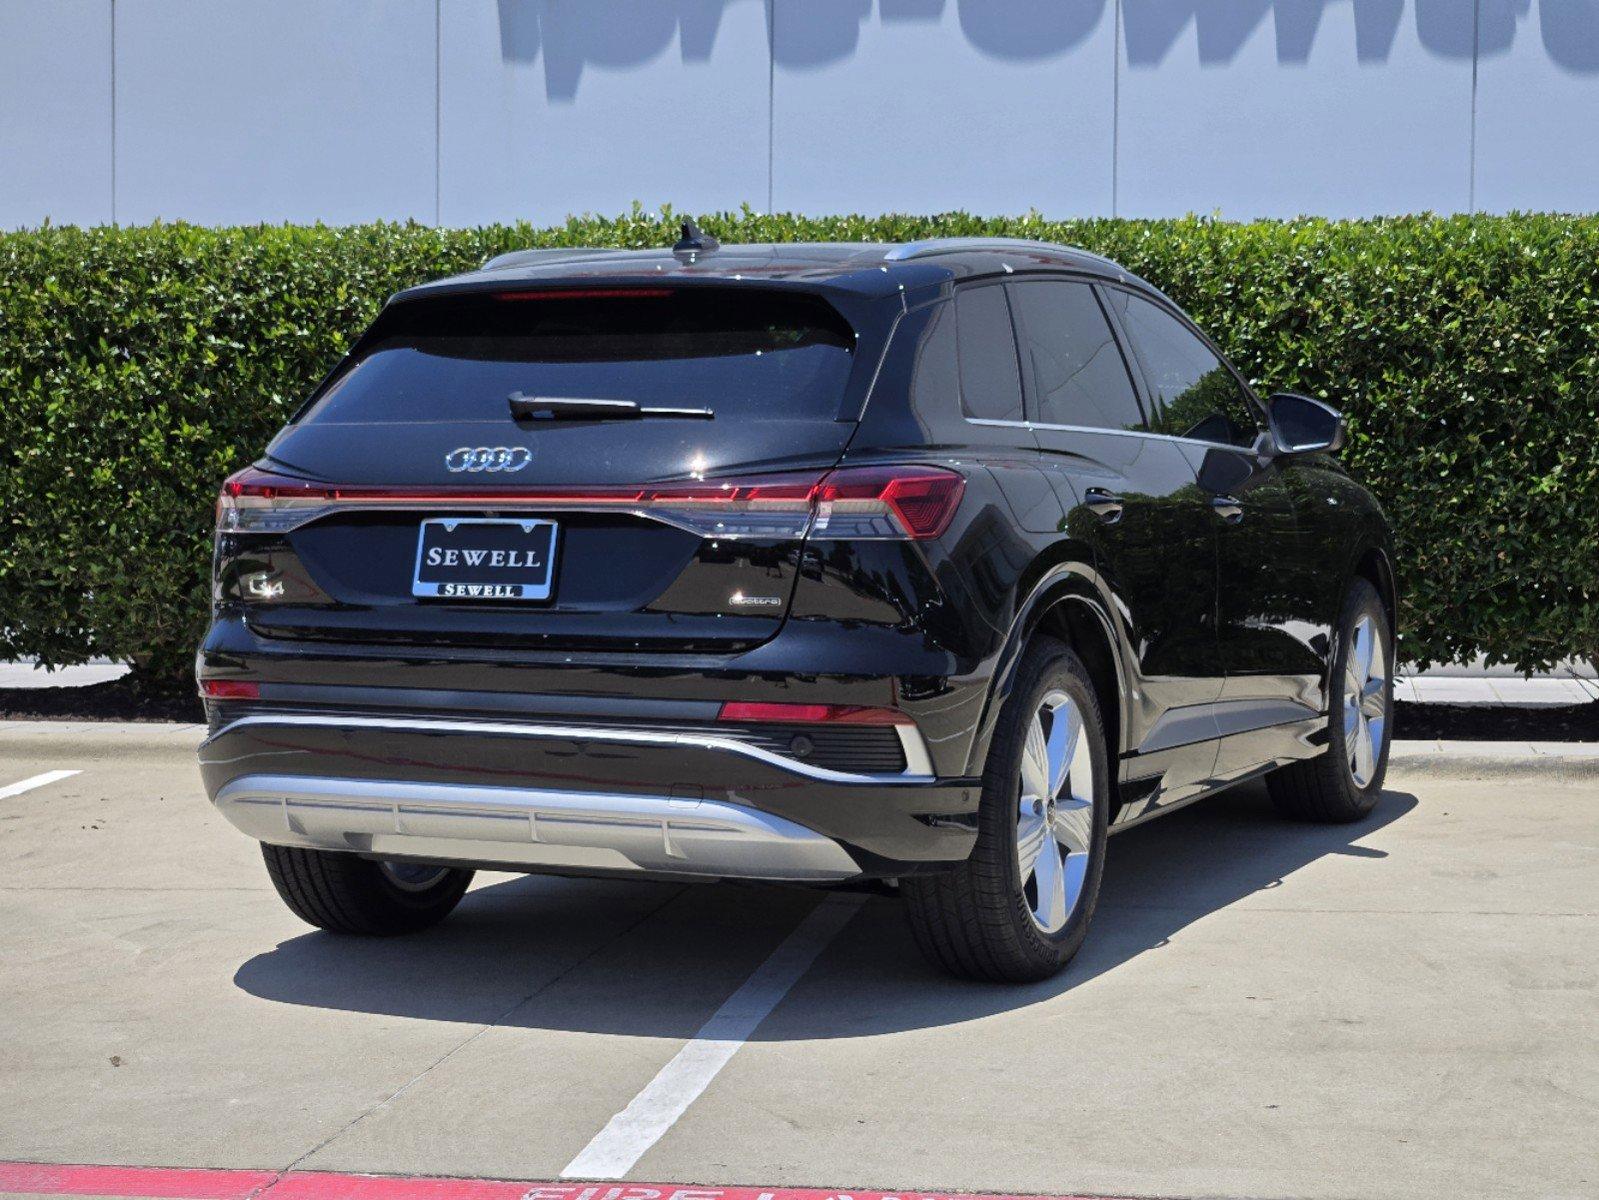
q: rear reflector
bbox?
[216,464,964,541]
[717,701,913,726]
[200,680,260,700]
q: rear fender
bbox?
[962,560,1131,778]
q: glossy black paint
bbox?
[197,715,975,870]
[225,511,801,653]
[199,241,1395,876]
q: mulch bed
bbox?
[1391,699,1598,742]
[0,676,204,723]
[2,678,1596,741]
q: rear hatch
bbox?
[225,285,872,653]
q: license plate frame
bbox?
[411,517,559,603]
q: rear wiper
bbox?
[508,392,713,421]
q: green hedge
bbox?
[2,209,1596,684]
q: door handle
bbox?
[1211,495,1244,523]
[1084,487,1124,524]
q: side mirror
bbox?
[1266,392,1346,456]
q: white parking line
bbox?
[0,770,81,799]
[561,892,867,1180]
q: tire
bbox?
[260,844,473,935]
[903,637,1111,982]
[1266,577,1393,823]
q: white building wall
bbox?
[1476,0,1599,214]
[438,1,771,227]
[114,0,437,226]
[2,0,1596,229]
[771,0,1118,218]
[1117,2,1475,219]
[1,0,114,228]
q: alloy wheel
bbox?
[379,861,454,892]
[1343,614,1389,788]
[1016,689,1095,934]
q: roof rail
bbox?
[882,236,1082,262]
[479,246,625,271]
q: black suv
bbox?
[198,231,1395,982]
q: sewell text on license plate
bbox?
[412,517,558,602]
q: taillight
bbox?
[811,465,965,540]
[216,463,964,541]
[200,679,260,700]
[216,467,346,534]
[616,475,819,539]
[717,701,913,726]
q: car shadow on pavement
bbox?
[233,780,1418,1039]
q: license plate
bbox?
[412,518,558,602]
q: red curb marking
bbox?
[0,1164,1106,1200]
[0,1164,276,1199]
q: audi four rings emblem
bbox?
[444,446,532,473]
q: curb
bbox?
[1388,739,1599,778]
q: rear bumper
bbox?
[198,713,980,879]
[196,612,997,779]
[215,773,862,882]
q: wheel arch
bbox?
[1318,540,1399,713]
[963,556,1130,778]
[1352,542,1398,634]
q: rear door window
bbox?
[300,288,856,425]
[1010,279,1145,432]
[955,284,1025,423]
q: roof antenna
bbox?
[672,218,720,260]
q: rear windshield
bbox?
[300,288,856,424]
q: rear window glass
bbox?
[300,288,856,424]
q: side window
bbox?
[955,284,1024,423]
[1010,280,1144,432]
[1109,290,1260,447]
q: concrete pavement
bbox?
[0,721,1595,1200]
